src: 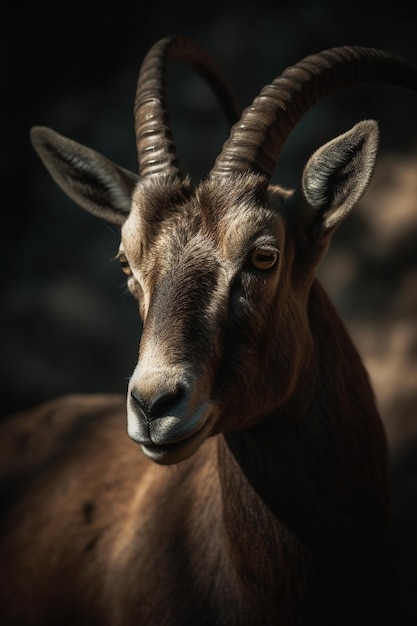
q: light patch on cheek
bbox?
[121,212,145,263]
[121,213,151,319]
[137,278,151,320]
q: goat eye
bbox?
[250,248,279,271]
[119,253,132,276]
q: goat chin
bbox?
[138,409,218,465]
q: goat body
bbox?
[2,35,416,625]
[0,323,392,625]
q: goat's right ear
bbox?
[30,127,139,226]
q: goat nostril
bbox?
[149,387,183,420]
[130,389,149,415]
[130,386,184,421]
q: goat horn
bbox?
[135,35,240,179]
[210,46,417,180]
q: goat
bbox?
[1,35,417,626]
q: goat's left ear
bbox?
[299,120,379,242]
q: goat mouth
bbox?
[141,413,215,465]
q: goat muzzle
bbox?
[127,368,217,464]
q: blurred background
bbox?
[2,1,417,621]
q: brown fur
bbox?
[1,78,399,622]
[0,173,400,625]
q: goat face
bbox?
[31,35,417,465]
[121,121,376,464]
[122,173,304,464]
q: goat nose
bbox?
[130,386,183,422]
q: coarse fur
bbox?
[1,36,415,625]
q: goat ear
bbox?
[299,120,379,242]
[30,126,139,226]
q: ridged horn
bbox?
[210,46,417,180]
[134,35,240,179]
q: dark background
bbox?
[2,1,417,622]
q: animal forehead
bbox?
[122,175,284,262]
[217,200,283,260]
[197,174,286,250]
